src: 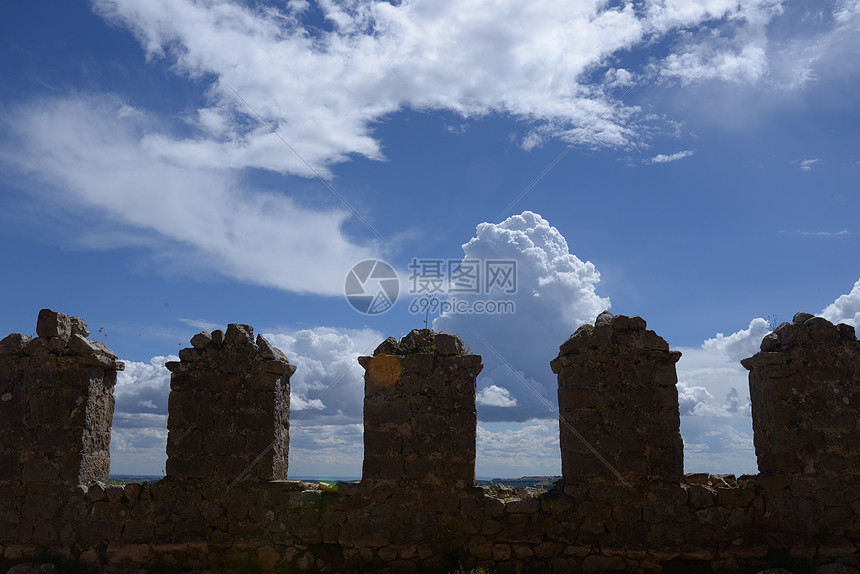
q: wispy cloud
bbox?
[89,0,845,168]
[799,229,848,236]
[4,0,855,300]
[178,318,221,331]
[650,150,695,163]
[0,96,379,296]
[799,158,819,171]
[780,229,849,237]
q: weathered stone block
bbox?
[165,324,293,483]
[1,312,119,488]
[359,330,480,487]
[553,312,683,485]
[0,333,30,355]
[743,314,860,476]
[36,309,71,339]
[67,334,99,355]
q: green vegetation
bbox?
[450,564,491,574]
[318,480,338,493]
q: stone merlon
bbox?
[551,310,681,373]
[0,308,124,370]
[1,311,859,573]
[165,323,296,378]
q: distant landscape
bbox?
[108,475,561,489]
[476,476,560,489]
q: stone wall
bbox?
[0,309,121,487]
[742,312,860,477]
[551,311,684,488]
[0,310,858,573]
[165,324,295,484]
[359,329,481,489]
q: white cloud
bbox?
[90,0,650,164]
[477,421,560,478]
[0,96,379,296]
[821,278,860,326]
[793,229,849,237]
[674,318,772,474]
[78,0,856,188]
[650,1,860,93]
[264,326,383,422]
[677,382,750,417]
[681,416,757,475]
[701,317,772,362]
[799,158,819,171]
[110,427,170,477]
[643,0,766,34]
[434,211,609,422]
[768,1,860,90]
[5,1,855,306]
[648,0,782,85]
[111,356,174,475]
[675,318,771,419]
[288,422,365,479]
[604,67,634,89]
[476,385,518,407]
[178,318,221,331]
[115,355,174,420]
[659,39,770,85]
[674,281,860,475]
[651,149,695,163]
[109,327,381,476]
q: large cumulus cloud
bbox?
[434,211,609,422]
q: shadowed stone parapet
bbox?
[0,309,122,486]
[550,311,683,486]
[742,312,860,477]
[165,324,295,484]
[358,329,482,489]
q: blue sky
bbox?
[1,0,859,479]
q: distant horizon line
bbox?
[108,474,562,482]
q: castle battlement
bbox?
[1,309,858,573]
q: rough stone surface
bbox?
[359,329,481,488]
[69,316,90,338]
[742,314,860,477]
[165,325,295,483]
[434,332,465,356]
[0,333,31,355]
[67,334,99,355]
[551,312,684,486]
[35,309,72,340]
[255,334,287,361]
[0,311,120,487]
[190,331,212,349]
[1,314,859,573]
